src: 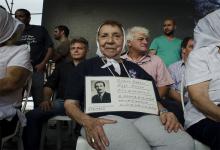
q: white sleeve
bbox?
[185,48,211,86]
[7,45,33,72]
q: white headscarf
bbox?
[194,9,220,51]
[0,8,24,44]
[96,22,126,75]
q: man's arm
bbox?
[39,87,54,111]
[188,81,220,121]
[158,86,169,98]
[168,88,181,103]
[40,66,60,111]
[42,47,53,65]
[52,52,63,62]
[0,66,31,95]
[35,47,53,72]
[64,99,116,150]
[156,57,174,98]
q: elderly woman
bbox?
[0,8,32,143]
[64,20,194,150]
[185,9,220,150]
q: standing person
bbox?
[0,8,32,144]
[52,25,71,67]
[122,26,173,98]
[92,81,111,103]
[15,8,54,108]
[168,37,194,104]
[185,9,220,150]
[23,37,89,150]
[149,18,182,67]
[64,20,194,150]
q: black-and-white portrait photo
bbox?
[91,80,111,103]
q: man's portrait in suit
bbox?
[92,81,111,103]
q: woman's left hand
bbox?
[160,112,184,133]
[83,117,117,150]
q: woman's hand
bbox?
[83,117,117,150]
[160,112,184,133]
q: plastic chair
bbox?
[45,60,55,79]
[180,78,210,150]
[39,91,75,150]
[1,79,32,150]
[40,115,75,150]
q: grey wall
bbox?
[42,0,194,58]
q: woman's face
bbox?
[98,24,124,58]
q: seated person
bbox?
[64,20,194,150]
[122,26,184,125]
[23,37,89,150]
[185,9,220,150]
[168,37,194,104]
[0,8,32,144]
[122,26,173,98]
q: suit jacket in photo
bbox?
[92,92,111,103]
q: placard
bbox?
[85,76,158,115]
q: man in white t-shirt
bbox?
[185,9,220,149]
[0,8,32,144]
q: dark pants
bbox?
[31,71,44,108]
[187,118,220,150]
[23,100,65,150]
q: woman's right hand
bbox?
[83,117,117,150]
